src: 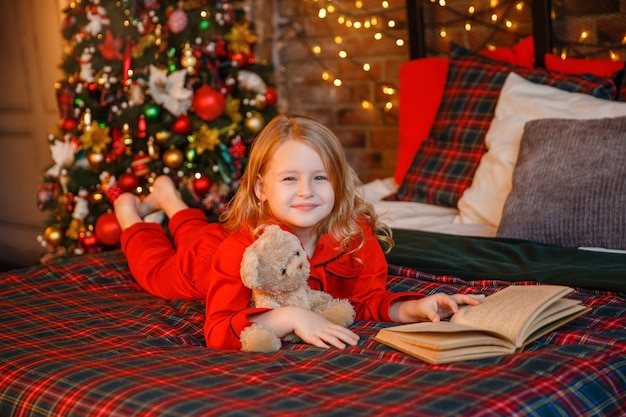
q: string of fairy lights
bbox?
[295,0,625,114]
[423,0,532,49]
[298,0,405,114]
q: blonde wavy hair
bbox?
[220,114,393,254]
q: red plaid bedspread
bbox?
[1,250,625,416]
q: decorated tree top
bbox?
[37,0,278,263]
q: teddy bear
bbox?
[239,225,356,353]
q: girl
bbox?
[115,114,483,351]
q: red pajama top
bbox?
[203,222,422,350]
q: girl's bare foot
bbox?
[114,176,189,229]
[141,176,188,218]
[114,193,143,230]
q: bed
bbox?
[2,1,626,416]
[1,249,625,416]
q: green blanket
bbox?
[387,229,626,293]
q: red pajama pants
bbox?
[119,208,229,300]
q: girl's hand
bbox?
[250,306,359,349]
[389,293,485,323]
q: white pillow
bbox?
[455,72,626,228]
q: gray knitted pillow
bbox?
[497,116,626,250]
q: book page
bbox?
[374,334,514,364]
[450,285,572,346]
[522,304,590,347]
[525,298,583,338]
[374,322,515,350]
[373,325,516,364]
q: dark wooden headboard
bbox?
[406,0,552,67]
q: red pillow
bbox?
[478,36,535,68]
[545,53,625,78]
[395,57,448,185]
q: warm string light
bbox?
[308,0,528,112]
[303,0,626,112]
[558,29,625,61]
[428,0,623,60]
[429,0,528,42]
[304,0,404,114]
[579,30,590,41]
[555,29,625,61]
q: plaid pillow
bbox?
[393,44,618,207]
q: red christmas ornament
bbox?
[131,152,151,177]
[79,231,99,250]
[61,118,78,132]
[192,86,225,121]
[137,114,147,139]
[94,212,122,246]
[118,172,140,192]
[172,114,192,134]
[193,174,212,196]
[265,87,278,106]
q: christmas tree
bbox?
[37,0,278,263]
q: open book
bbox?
[374,285,590,364]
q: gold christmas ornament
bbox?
[155,130,172,143]
[44,225,64,246]
[87,151,104,166]
[245,111,265,133]
[163,147,184,168]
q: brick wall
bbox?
[251,0,625,183]
[552,0,626,57]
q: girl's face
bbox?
[255,139,335,238]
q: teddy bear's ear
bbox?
[261,224,281,238]
[240,250,260,289]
